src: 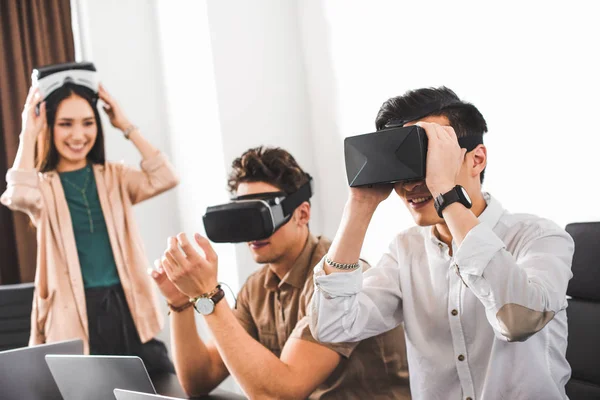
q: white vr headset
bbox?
[32,62,98,99]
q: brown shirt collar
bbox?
[263,233,320,291]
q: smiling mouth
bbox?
[249,241,270,249]
[65,142,89,152]
[407,195,433,210]
[409,196,433,204]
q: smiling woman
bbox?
[1,68,180,376]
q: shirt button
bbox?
[451,309,458,316]
[466,397,473,400]
[458,354,465,361]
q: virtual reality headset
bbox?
[32,62,98,99]
[344,120,483,187]
[203,176,313,243]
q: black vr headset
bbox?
[203,176,313,243]
[344,119,483,187]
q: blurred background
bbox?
[1,0,599,393]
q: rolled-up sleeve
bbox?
[121,152,180,205]
[454,220,574,342]
[1,168,43,225]
[309,243,404,343]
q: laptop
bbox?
[114,389,184,399]
[0,339,84,400]
[46,355,156,400]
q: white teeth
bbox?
[67,143,85,151]
[412,196,432,204]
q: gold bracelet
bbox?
[123,125,138,140]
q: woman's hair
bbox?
[36,83,105,172]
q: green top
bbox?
[60,165,121,288]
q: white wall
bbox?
[73,0,181,345]
[205,0,324,285]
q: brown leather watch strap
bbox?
[211,288,225,305]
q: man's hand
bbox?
[418,121,467,196]
[349,184,393,210]
[160,233,219,298]
[150,261,189,307]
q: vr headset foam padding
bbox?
[32,62,98,99]
[203,177,313,243]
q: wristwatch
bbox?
[193,287,225,316]
[433,185,472,218]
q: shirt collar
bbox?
[428,192,504,245]
[264,233,320,291]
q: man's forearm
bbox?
[171,307,226,395]
[442,202,479,246]
[324,199,377,275]
[204,301,312,399]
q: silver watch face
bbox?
[460,186,472,204]
[194,297,215,315]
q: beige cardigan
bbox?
[1,153,179,354]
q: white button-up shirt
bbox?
[310,194,574,400]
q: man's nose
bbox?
[403,180,425,192]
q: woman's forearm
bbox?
[13,134,37,170]
[127,128,160,160]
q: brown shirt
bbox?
[233,234,411,399]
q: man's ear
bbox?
[470,144,487,179]
[294,202,311,226]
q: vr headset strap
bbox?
[456,136,483,152]
[281,177,313,216]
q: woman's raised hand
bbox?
[21,87,47,141]
[98,83,131,132]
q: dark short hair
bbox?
[227,147,309,195]
[375,86,488,182]
[36,83,105,172]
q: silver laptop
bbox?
[46,355,156,400]
[114,389,184,399]
[0,339,84,400]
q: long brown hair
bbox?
[36,83,105,172]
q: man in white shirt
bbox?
[309,87,574,400]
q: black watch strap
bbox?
[434,185,472,218]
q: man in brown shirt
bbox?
[152,147,410,399]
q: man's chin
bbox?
[251,253,278,265]
[411,212,439,227]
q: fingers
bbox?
[25,87,39,106]
[39,101,47,122]
[97,85,112,105]
[160,253,177,281]
[149,260,164,280]
[442,125,458,142]
[417,121,445,142]
[177,233,199,260]
[194,234,218,263]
